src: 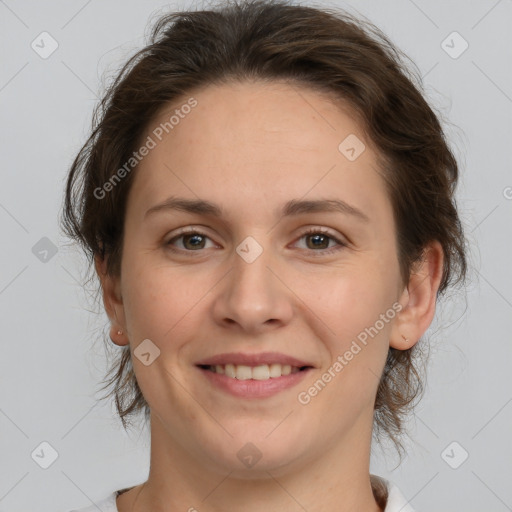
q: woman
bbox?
[61,1,468,510]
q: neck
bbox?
[119,411,384,512]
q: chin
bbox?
[199,429,307,477]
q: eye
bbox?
[294,227,347,255]
[165,227,347,256]
[165,228,216,252]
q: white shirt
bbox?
[69,475,415,511]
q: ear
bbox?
[94,254,129,346]
[390,240,444,350]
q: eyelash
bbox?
[165,227,347,256]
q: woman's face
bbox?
[106,80,411,475]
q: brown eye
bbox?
[166,229,215,252]
[305,233,331,250]
[295,228,347,256]
[181,233,206,250]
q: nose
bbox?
[211,243,294,334]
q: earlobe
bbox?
[109,325,128,346]
[94,254,128,346]
[390,240,444,350]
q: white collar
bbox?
[73,475,416,512]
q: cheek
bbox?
[304,262,397,367]
[121,261,205,342]
[304,263,391,326]
[303,275,394,413]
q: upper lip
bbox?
[195,351,315,368]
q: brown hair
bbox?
[60,0,468,460]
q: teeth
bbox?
[269,363,284,378]
[225,364,236,378]
[252,365,270,380]
[208,363,301,380]
[236,365,252,380]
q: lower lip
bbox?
[197,366,312,398]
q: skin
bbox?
[95,80,444,512]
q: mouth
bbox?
[195,362,314,399]
[197,363,313,380]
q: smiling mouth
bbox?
[197,363,313,380]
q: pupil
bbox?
[182,234,329,250]
[309,234,328,249]
[184,234,204,249]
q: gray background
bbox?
[0,0,511,511]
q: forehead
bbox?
[128,80,390,225]
[153,80,365,154]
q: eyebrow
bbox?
[144,196,370,223]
